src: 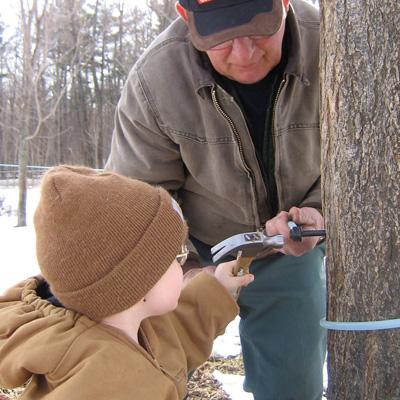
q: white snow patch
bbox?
[213,370,253,400]
[212,316,242,358]
[0,186,41,293]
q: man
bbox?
[106,0,326,399]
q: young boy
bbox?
[0,166,254,400]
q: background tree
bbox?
[0,0,177,225]
[0,0,175,174]
[16,0,73,226]
[146,0,177,33]
[0,20,10,162]
[320,0,400,398]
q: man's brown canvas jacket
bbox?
[106,0,321,247]
[0,273,238,399]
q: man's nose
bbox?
[230,37,256,60]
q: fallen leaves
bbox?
[186,355,244,399]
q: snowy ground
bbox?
[0,186,41,289]
[0,184,327,399]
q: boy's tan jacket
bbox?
[0,273,238,399]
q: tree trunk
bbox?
[16,139,28,227]
[17,0,34,228]
[320,0,400,398]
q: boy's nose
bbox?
[230,37,256,61]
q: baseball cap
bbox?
[178,0,283,51]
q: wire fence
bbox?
[0,164,50,188]
[0,164,50,217]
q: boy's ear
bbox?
[175,2,189,22]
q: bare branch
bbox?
[0,120,20,134]
[26,11,83,142]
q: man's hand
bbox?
[214,260,254,298]
[265,207,324,257]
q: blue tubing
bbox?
[320,317,400,331]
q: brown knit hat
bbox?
[34,165,187,321]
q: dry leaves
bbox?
[186,355,244,400]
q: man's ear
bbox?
[283,0,290,12]
[175,2,189,22]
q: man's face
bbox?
[205,6,287,84]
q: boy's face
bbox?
[144,258,184,316]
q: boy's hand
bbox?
[214,260,254,298]
[183,265,216,285]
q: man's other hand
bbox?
[265,207,324,256]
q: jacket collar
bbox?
[284,3,309,84]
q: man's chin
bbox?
[228,69,270,84]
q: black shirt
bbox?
[209,29,290,216]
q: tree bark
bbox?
[16,0,35,227]
[16,139,28,227]
[320,0,400,398]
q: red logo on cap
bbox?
[197,0,214,3]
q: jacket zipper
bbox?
[272,78,286,133]
[211,86,259,226]
[211,87,254,178]
[267,76,286,224]
[139,327,178,381]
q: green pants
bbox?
[238,246,326,400]
[190,237,326,400]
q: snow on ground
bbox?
[0,184,327,399]
[212,318,254,399]
[214,370,253,400]
[213,316,242,358]
[0,186,41,290]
